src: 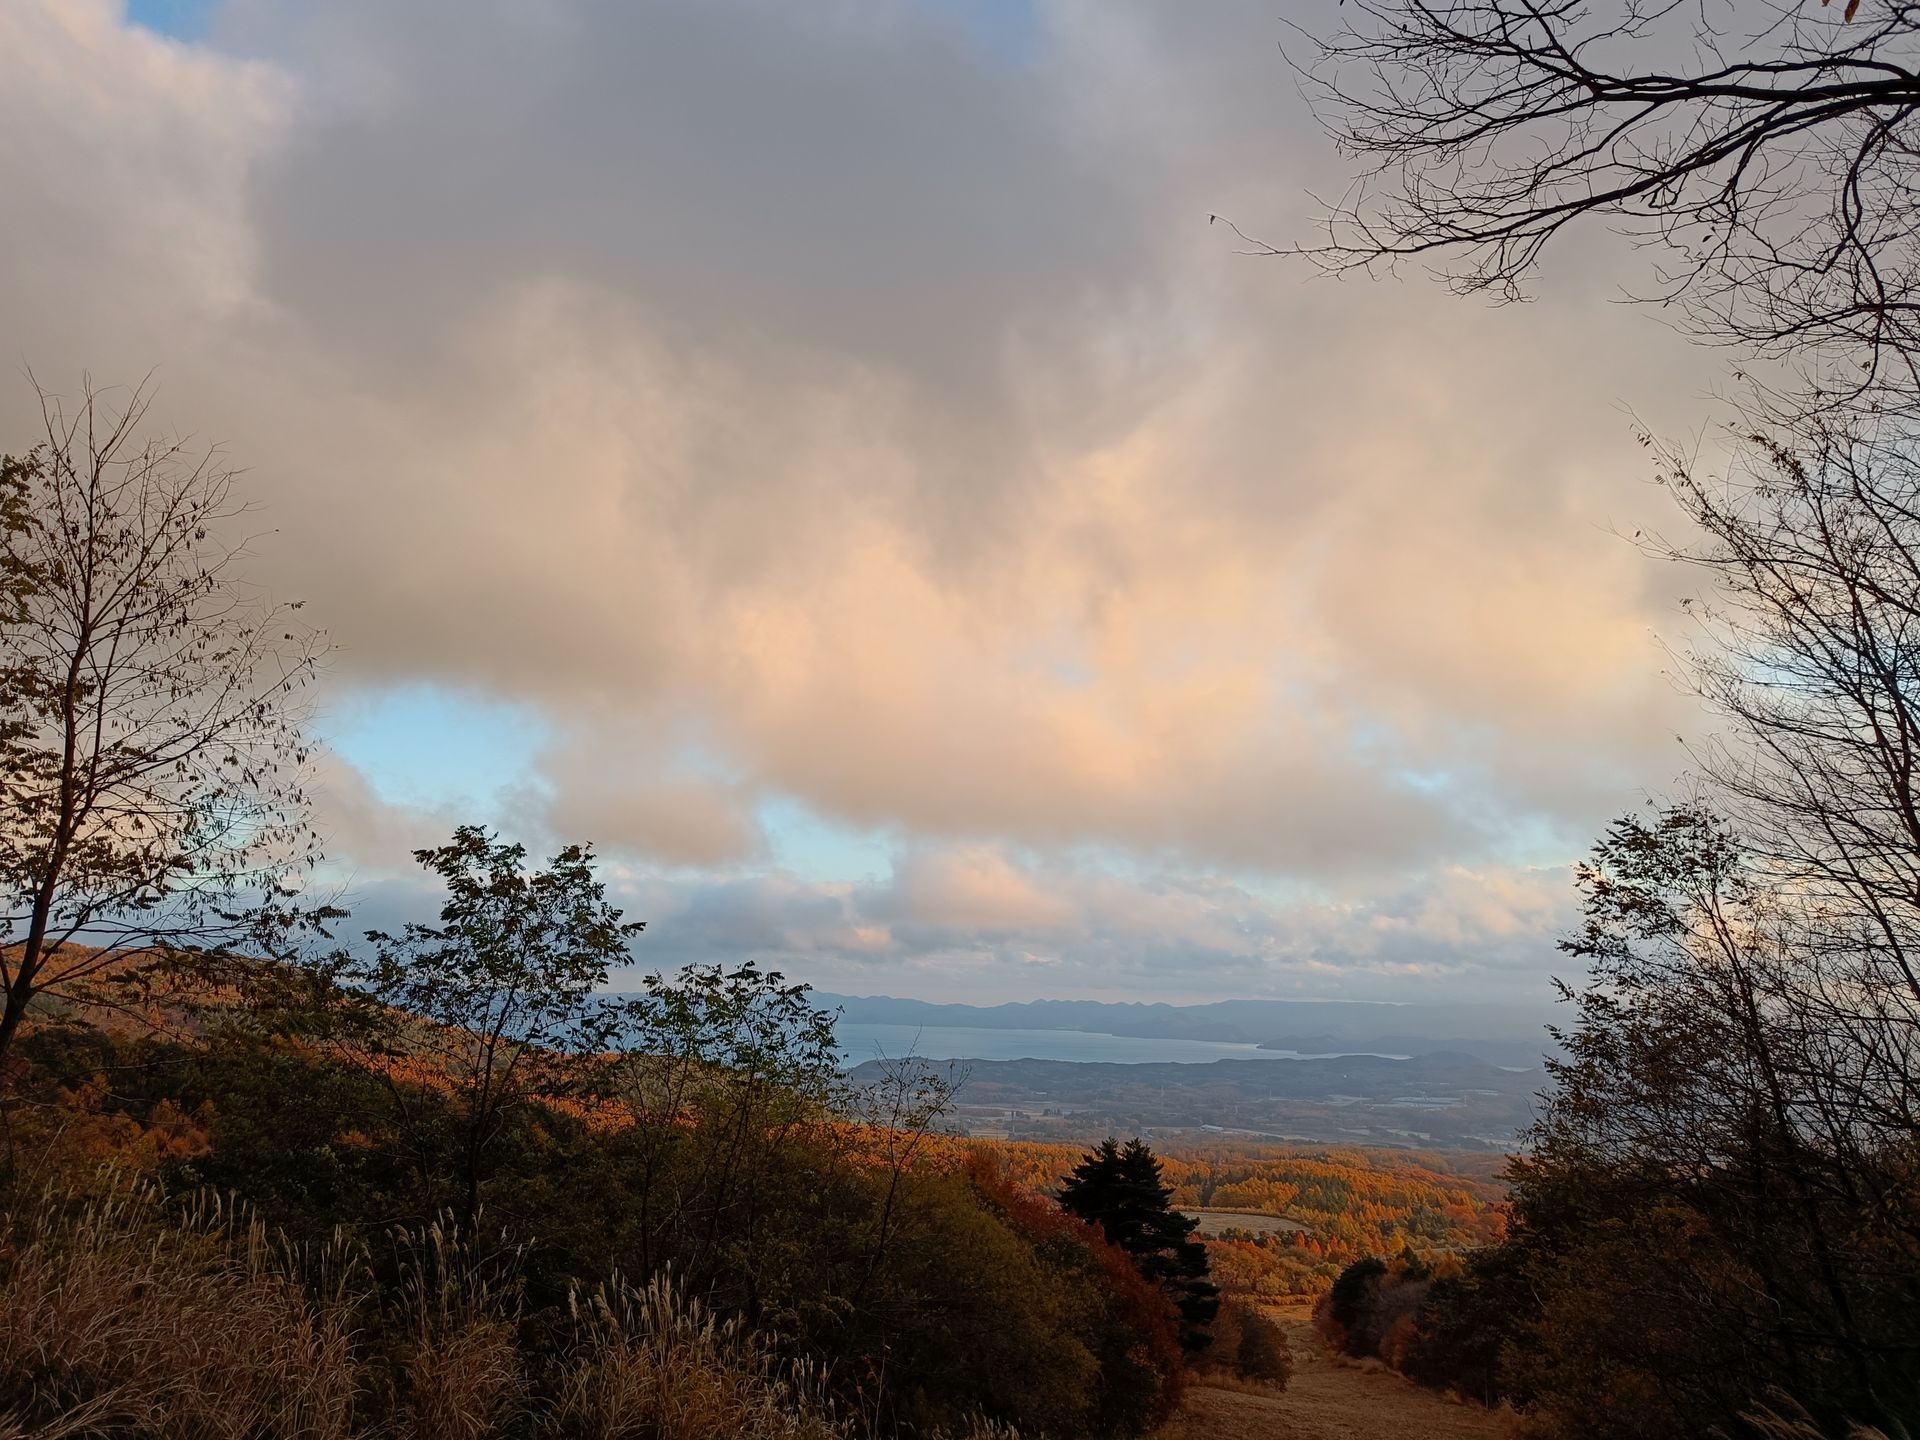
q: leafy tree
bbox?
[1314,1251,1436,1371]
[1232,1303,1292,1387]
[1398,1241,1530,1408]
[1060,1137,1219,1350]
[322,826,642,1225]
[596,960,843,1295]
[1512,807,1920,1436]
[1315,1256,1388,1356]
[0,381,326,1077]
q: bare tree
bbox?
[1281,0,1920,411]
[1654,417,1920,1173]
[1524,417,1920,1428]
[0,379,325,1073]
[1663,417,1920,1035]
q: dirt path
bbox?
[1154,1308,1515,1440]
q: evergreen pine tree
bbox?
[1059,1136,1221,1351]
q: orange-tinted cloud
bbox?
[0,0,1726,999]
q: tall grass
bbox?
[390,1220,526,1440]
[551,1273,1025,1440]
[0,1177,1031,1439]
[1744,1399,1910,1440]
[0,1182,358,1440]
[552,1272,840,1440]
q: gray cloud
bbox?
[234,1,1150,403]
[0,0,1728,1001]
[596,843,1582,1003]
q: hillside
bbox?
[1156,1307,1514,1440]
[984,1138,1507,1299]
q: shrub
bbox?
[1312,1253,1432,1367]
[0,1174,1045,1440]
[1199,1298,1291,1391]
[3,1015,1189,1438]
[1233,1305,1293,1386]
[966,1153,1188,1435]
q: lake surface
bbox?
[834,1022,1360,1066]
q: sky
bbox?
[0,0,1734,1005]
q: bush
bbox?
[967,1153,1188,1435]
[3,953,1206,1440]
[1,1014,1201,1439]
[1233,1306,1293,1386]
[1313,1254,1432,1368]
[1202,1298,1292,1389]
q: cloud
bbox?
[598,842,1581,1002]
[306,750,460,869]
[0,0,1726,1000]
[531,715,767,868]
[882,846,1077,933]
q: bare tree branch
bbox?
[1292,0,1920,414]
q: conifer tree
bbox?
[1059,1136,1220,1350]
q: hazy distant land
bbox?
[816,991,1557,1069]
[827,992,1550,1150]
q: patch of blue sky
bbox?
[1379,756,1588,870]
[125,1,1042,59]
[1342,713,1409,758]
[921,0,1042,61]
[1393,764,1456,795]
[320,682,552,816]
[1212,867,1324,910]
[757,796,894,884]
[124,0,216,42]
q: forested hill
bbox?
[991,1137,1507,1300]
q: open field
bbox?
[1188,1209,1312,1238]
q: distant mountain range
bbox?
[816,992,1560,1068]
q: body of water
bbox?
[834,1022,1365,1067]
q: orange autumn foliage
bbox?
[971,1138,1506,1298]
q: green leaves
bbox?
[317,826,646,1225]
[610,960,841,1106]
